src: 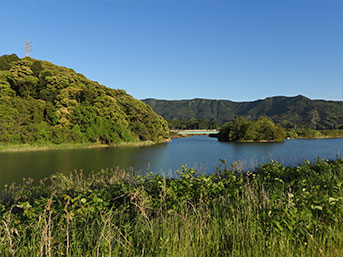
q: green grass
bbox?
[1,159,343,256]
[0,142,109,152]
[0,139,170,152]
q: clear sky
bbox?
[0,0,342,101]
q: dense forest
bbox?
[143,96,343,129]
[0,54,169,144]
[216,116,286,142]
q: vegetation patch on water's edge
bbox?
[0,139,171,152]
[216,116,286,143]
[1,159,343,256]
[288,128,343,140]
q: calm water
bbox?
[1,136,343,187]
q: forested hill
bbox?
[0,54,169,144]
[143,96,343,129]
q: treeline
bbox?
[217,116,286,142]
[168,119,219,130]
[288,128,343,139]
[0,54,169,144]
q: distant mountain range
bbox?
[142,96,343,129]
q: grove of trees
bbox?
[217,116,286,142]
[0,54,169,144]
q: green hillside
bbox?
[0,54,169,144]
[143,96,343,129]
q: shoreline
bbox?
[1,134,343,152]
[292,135,343,140]
[216,135,343,143]
[0,139,171,153]
[218,139,285,143]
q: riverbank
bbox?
[211,130,343,142]
[233,139,285,143]
[292,135,343,140]
[288,129,343,140]
[211,134,285,143]
[0,139,171,153]
[1,159,342,256]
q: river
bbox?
[1,136,343,187]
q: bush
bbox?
[1,159,342,256]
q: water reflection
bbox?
[1,136,343,187]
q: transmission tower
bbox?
[25,39,32,57]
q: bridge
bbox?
[170,129,219,135]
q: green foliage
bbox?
[0,54,19,70]
[291,128,343,139]
[217,116,286,142]
[295,128,321,138]
[143,95,343,129]
[0,55,169,145]
[1,159,343,256]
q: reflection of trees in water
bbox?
[2,137,343,188]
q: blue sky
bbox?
[0,0,342,101]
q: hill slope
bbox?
[0,54,169,144]
[143,96,343,129]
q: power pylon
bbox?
[25,39,32,57]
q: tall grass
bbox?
[1,159,343,256]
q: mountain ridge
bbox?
[142,95,343,129]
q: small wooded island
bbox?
[0,54,169,148]
[215,116,286,142]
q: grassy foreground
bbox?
[1,159,343,256]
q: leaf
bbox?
[328,197,337,203]
[311,205,323,211]
[274,221,283,231]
